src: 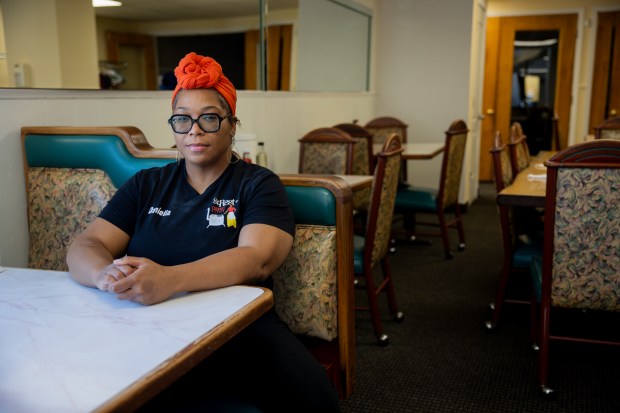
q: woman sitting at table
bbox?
[67,52,339,413]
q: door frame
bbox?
[479,11,581,181]
[588,8,620,133]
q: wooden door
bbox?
[244,25,292,91]
[589,11,620,132]
[106,32,157,90]
[479,14,577,181]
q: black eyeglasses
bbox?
[168,113,232,134]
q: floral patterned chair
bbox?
[298,127,357,175]
[508,121,531,177]
[363,116,408,146]
[353,133,404,346]
[593,116,620,140]
[485,132,542,332]
[530,139,620,395]
[363,116,409,182]
[393,119,469,259]
[333,122,373,212]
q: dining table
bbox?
[0,266,273,413]
[373,142,445,160]
[496,150,557,208]
[335,174,373,191]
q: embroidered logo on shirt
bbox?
[148,206,171,217]
[207,198,238,228]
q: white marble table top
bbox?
[0,267,268,413]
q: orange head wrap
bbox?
[172,52,237,115]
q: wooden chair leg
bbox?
[485,263,512,330]
[437,210,453,259]
[538,300,553,395]
[454,205,466,250]
[363,269,388,346]
[380,257,403,322]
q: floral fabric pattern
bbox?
[273,224,338,341]
[515,143,530,172]
[552,167,620,311]
[442,132,467,207]
[367,127,405,145]
[600,129,620,140]
[500,149,514,187]
[370,154,401,266]
[352,137,370,175]
[27,167,117,271]
[300,142,349,174]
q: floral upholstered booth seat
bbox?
[277,174,356,399]
[22,126,177,270]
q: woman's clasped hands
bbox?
[96,257,178,305]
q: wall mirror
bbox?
[0,0,371,92]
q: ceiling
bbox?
[93,0,298,21]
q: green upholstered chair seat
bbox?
[512,238,543,269]
[353,234,365,274]
[530,255,543,303]
[394,187,438,212]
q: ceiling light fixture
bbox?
[92,0,122,7]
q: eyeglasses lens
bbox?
[198,114,221,132]
[169,114,223,133]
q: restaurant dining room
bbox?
[1,0,619,412]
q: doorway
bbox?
[479,14,577,181]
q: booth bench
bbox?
[21,126,356,399]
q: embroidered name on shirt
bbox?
[148,206,171,217]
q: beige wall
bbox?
[487,0,620,143]
[373,0,476,200]
[0,0,98,88]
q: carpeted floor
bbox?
[340,183,620,413]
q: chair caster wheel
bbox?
[458,243,466,251]
[488,302,495,311]
[389,247,396,255]
[409,235,416,242]
[484,320,496,330]
[531,343,540,352]
[394,312,404,322]
[378,334,389,346]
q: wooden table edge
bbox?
[93,287,274,413]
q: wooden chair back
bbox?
[593,116,620,140]
[363,116,408,145]
[333,122,374,175]
[535,139,620,391]
[508,122,531,177]
[333,122,374,211]
[437,119,469,210]
[298,127,357,174]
